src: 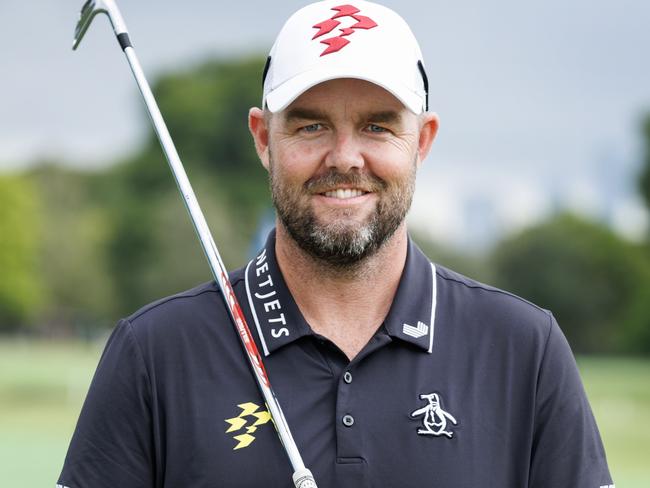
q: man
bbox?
[58,1,614,487]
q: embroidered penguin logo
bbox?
[411,393,458,438]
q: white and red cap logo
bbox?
[312,4,378,56]
[263,0,428,114]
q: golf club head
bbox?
[73,0,127,50]
[73,0,107,50]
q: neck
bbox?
[274,222,409,359]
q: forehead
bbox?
[280,78,409,119]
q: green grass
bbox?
[578,357,650,487]
[1,340,648,486]
[0,339,102,485]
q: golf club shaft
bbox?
[85,6,316,486]
[123,45,311,479]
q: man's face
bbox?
[258,79,432,267]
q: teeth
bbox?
[324,189,366,199]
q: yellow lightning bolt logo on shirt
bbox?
[225,402,273,450]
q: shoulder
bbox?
[435,265,550,314]
[124,267,247,342]
[434,264,554,346]
[127,282,221,324]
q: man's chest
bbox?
[151,336,535,488]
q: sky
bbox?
[1,0,649,249]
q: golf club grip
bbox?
[119,45,317,488]
[293,469,318,488]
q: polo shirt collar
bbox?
[382,238,437,353]
[244,230,438,356]
[244,230,313,356]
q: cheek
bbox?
[274,142,327,179]
[364,143,416,182]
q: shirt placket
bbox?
[329,333,393,487]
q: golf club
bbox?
[72,1,317,487]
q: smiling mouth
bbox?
[322,188,369,200]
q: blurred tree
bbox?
[410,228,492,283]
[631,113,650,353]
[121,55,269,219]
[491,213,650,354]
[619,270,650,355]
[638,113,650,213]
[0,174,43,331]
[104,56,271,315]
[155,56,271,227]
[28,164,117,334]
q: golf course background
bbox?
[2,58,650,484]
[0,340,648,486]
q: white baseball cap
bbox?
[262,0,429,114]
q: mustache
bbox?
[305,171,386,194]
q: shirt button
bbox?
[343,371,353,384]
[342,414,355,427]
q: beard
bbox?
[269,152,416,268]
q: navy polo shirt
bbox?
[58,230,613,488]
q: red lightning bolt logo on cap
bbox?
[312,4,378,56]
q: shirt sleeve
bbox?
[529,314,614,488]
[58,319,155,488]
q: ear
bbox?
[248,107,271,171]
[416,112,440,167]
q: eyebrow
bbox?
[283,108,402,125]
[366,110,402,124]
[284,108,330,123]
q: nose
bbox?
[324,132,365,173]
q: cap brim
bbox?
[265,65,424,114]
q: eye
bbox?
[301,123,323,133]
[367,124,388,133]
